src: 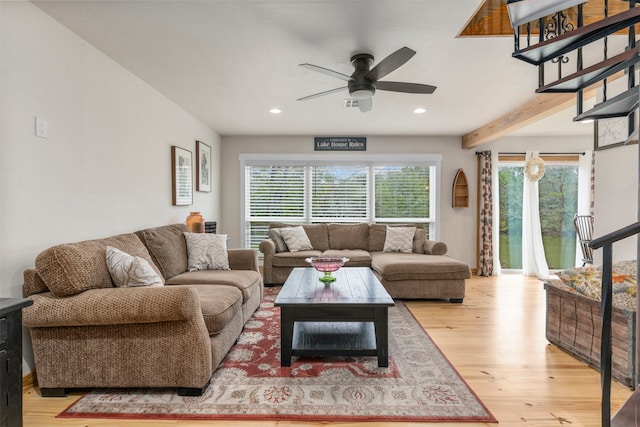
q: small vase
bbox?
[186,212,205,233]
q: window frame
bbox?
[240,153,442,249]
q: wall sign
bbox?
[314,137,366,151]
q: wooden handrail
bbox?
[589,221,640,248]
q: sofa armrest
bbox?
[259,239,276,256]
[23,285,201,328]
[228,248,259,272]
[258,239,277,284]
[424,240,447,255]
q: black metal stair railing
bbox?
[589,221,640,427]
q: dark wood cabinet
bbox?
[0,298,33,427]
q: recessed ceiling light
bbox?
[269,108,282,114]
[413,107,427,114]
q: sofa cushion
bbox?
[191,285,242,335]
[383,226,416,253]
[268,228,289,252]
[279,226,313,252]
[302,224,330,251]
[371,253,471,281]
[272,250,322,267]
[328,223,369,250]
[135,224,189,279]
[166,270,262,302]
[183,233,230,271]
[35,233,161,297]
[369,224,426,253]
[268,223,330,251]
[413,228,427,254]
[23,269,49,296]
[368,224,387,251]
[106,246,164,288]
[322,249,372,266]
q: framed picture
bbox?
[171,146,193,206]
[594,113,638,151]
[196,140,211,192]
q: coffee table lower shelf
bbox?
[289,321,380,360]
[279,305,389,368]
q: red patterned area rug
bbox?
[58,287,497,423]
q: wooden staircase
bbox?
[511,0,640,123]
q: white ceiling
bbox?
[32,0,595,139]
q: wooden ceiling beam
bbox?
[462,92,577,148]
[462,71,625,149]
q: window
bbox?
[498,156,579,270]
[312,165,368,221]
[374,166,432,221]
[241,154,441,250]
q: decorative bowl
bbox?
[305,256,349,283]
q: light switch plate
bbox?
[35,116,48,138]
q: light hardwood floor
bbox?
[22,274,633,426]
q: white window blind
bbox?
[311,165,368,221]
[248,165,305,219]
[245,165,305,249]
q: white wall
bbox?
[593,145,638,263]
[1,2,220,372]
[220,134,593,268]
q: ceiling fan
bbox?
[297,46,436,113]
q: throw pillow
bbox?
[383,226,416,253]
[183,233,230,271]
[269,228,289,252]
[279,226,313,252]
[105,246,164,287]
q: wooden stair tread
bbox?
[574,86,639,121]
[536,47,640,93]
[513,6,640,66]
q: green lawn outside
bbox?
[499,232,576,270]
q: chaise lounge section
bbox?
[259,222,470,302]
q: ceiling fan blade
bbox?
[358,97,372,113]
[299,63,352,82]
[376,81,437,94]
[297,86,348,101]
[366,47,416,81]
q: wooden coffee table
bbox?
[274,267,395,367]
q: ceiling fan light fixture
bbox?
[351,89,374,99]
[506,0,587,28]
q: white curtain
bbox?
[522,151,550,278]
[492,153,502,275]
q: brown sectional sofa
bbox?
[259,222,470,301]
[22,224,262,397]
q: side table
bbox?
[1,298,33,427]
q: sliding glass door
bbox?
[498,158,578,270]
